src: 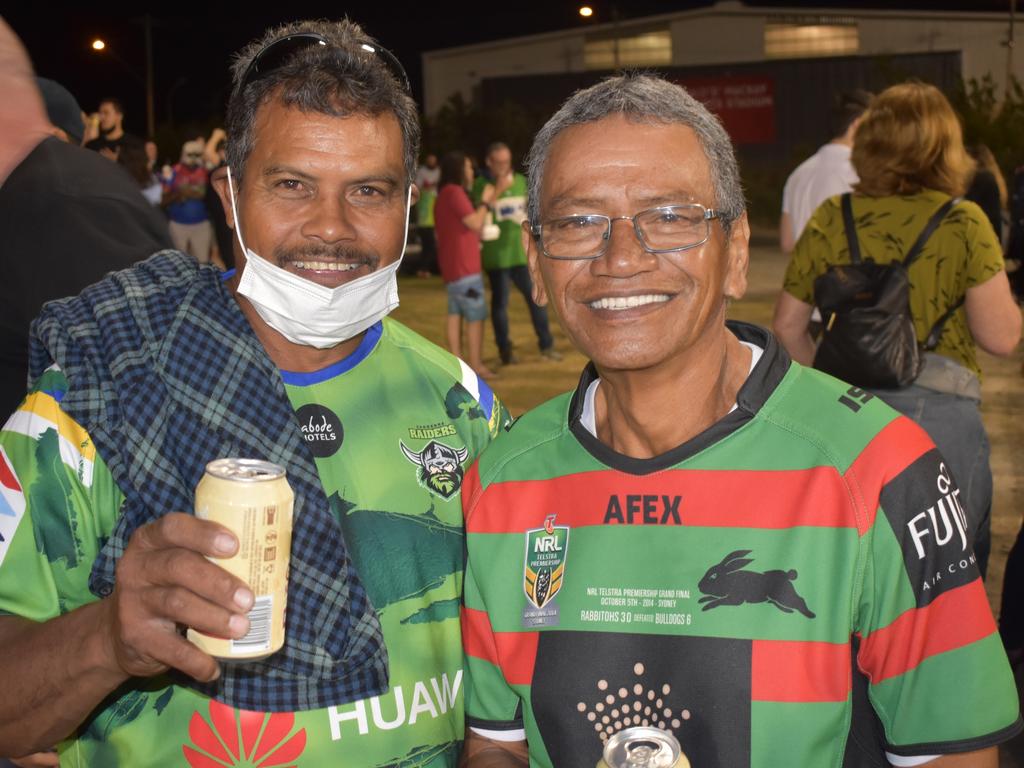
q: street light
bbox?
[91,39,106,51]
[579,6,594,17]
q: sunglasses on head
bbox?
[239,32,411,94]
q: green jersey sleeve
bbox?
[0,367,123,621]
[462,462,526,734]
[853,416,1021,754]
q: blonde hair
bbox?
[852,82,974,198]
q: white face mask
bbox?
[226,167,411,349]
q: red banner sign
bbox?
[674,75,776,145]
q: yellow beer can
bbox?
[187,458,294,661]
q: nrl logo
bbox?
[400,439,469,500]
[524,515,569,610]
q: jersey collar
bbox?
[566,321,791,475]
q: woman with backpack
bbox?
[772,81,1020,578]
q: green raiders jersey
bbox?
[462,322,1021,767]
[0,318,510,767]
[471,173,528,272]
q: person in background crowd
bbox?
[0,22,170,419]
[773,82,1021,579]
[163,139,212,262]
[1009,164,1024,299]
[0,18,507,766]
[84,97,142,159]
[144,138,158,171]
[33,77,83,146]
[202,128,232,269]
[473,141,561,365]
[415,152,440,276]
[462,71,1021,768]
[118,141,163,206]
[965,144,1008,246]
[779,89,872,254]
[434,150,498,379]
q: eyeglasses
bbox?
[239,32,411,94]
[530,204,720,260]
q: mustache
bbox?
[273,244,380,270]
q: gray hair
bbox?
[226,19,420,184]
[525,73,745,230]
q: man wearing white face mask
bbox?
[0,19,509,767]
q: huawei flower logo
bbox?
[183,699,307,767]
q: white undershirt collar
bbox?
[579,341,763,438]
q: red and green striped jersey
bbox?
[462,322,1021,768]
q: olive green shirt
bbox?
[783,189,1005,376]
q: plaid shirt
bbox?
[28,250,387,712]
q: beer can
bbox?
[597,726,689,768]
[187,458,294,661]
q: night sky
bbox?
[5,1,1017,134]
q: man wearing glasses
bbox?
[461,74,1020,767]
[0,19,505,767]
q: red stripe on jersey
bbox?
[858,579,996,684]
[462,462,483,520]
[467,467,853,534]
[463,606,500,667]
[843,416,935,535]
[752,639,851,702]
[462,607,538,686]
[494,629,538,686]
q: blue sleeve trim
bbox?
[477,375,495,421]
[279,322,383,386]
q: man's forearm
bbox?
[461,731,529,768]
[927,746,997,767]
[779,328,816,366]
[461,746,529,768]
[0,606,127,756]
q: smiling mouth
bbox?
[587,294,672,311]
[289,261,364,272]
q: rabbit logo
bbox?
[697,549,815,618]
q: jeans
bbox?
[869,384,992,577]
[486,265,553,352]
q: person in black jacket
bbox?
[0,20,171,416]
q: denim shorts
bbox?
[446,273,488,322]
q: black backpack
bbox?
[812,193,964,389]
